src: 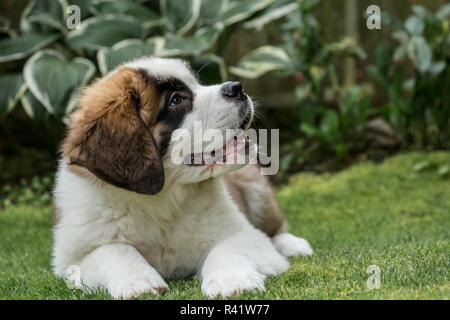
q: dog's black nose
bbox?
[222,82,244,99]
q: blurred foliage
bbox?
[367,4,450,149]
[0,0,296,122]
[232,0,373,172]
[1,174,54,209]
[232,1,449,173]
[0,0,449,181]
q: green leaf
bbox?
[319,110,339,141]
[20,90,49,121]
[413,160,432,172]
[0,73,27,115]
[161,0,201,34]
[244,0,297,30]
[298,0,321,11]
[392,30,409,43]
[66,15,146,50]
[300,123,319,137]
[160,26,223,56]
[68,0,95,19]
[323,37,367,60]
[403,78,416,91]
[437,165,449,177]
[0,16,11,34]
[229,46,292,79]
[393,43,408,62]
[97,38,164,75]
[408,36,432,73]
[373,44,393,76]
[411,5,429,19]
[20,0,64,33]
[24,50,96,118]
[219,0,275,27]
[428,61,446,76]
[27,12,65,32]
[91,0,163,29]
[199,0,229,25]
[0,33,60,63]
[191,54,227,85]
[404,16,425,36]
[435,4,450,20]
[295,84,312,102]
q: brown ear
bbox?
[62,67,164,195]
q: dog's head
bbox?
[62,57,254,195]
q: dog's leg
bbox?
[272,231,314,257]
[73,243,168,299]
[200,229,289,298]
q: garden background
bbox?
[0,0,448,299]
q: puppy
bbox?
[52,57,312,299]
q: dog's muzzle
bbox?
[221,81,253,130]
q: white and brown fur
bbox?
[52,57,312,299]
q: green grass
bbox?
[0,152,449,299]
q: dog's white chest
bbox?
[105,193,224,278]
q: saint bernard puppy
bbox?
[52,57,313,299]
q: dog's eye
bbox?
[169,94,184,107]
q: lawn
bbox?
[0,152,448,299]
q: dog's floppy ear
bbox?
[63,67,164,195]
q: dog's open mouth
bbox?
[185,135,251,167]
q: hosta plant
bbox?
[367,4,450,149]
[0,0,299,122]
[230,0,370,171]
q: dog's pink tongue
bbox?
[221,136,248,161]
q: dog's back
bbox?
[224,165,286,237]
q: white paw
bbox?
[201,268,266,298]
[272,233,313,257]
[109,270,169,299]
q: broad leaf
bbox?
[97,38,164,75]
[435,4,450,20]
[0,16,11,34]
[68,0,95,19]
[229,46,292,79]
[21,90,49,121]
[298,0,321,11]
[27,13,65,32]
[199,0,229,25]
[67,15,146,50]
[393,43,408,61]
[160,26,223,56]
[428,61,446,77]
[219,0,275,27]
[0,33,60,63]
[404,16,425,36]
[412,5,429,19]
[319,110,340,143]
[244,0,298,31]
[0,73,27,115]
[24,50,96,118]
[20,0,64,33]
[161,0,201,34]
[408,36,432,72]
[91,0,163,29]
[322,37,367,60]
[191,54,227,85]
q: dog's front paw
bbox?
[109,270,169,299]
[272,233,313,257]
[201,268,265,298]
